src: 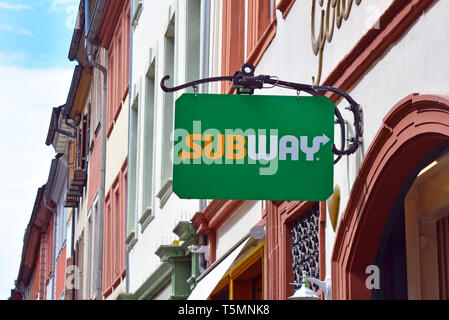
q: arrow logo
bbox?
[300,134,330,161]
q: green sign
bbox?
[173,94,334,201]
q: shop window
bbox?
[210,243,264,300]
[232,256,263,300]
[210,283,229,300]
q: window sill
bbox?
[131,1,143,27]
[138,207,154,233]
[156,178,173,209]
[94,121,101,138]
[125,231,137,251]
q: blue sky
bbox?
[0,0,78,68]
[0,0,79,299]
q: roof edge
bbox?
[68,1,85,61]
[86,0,108,43]
[63,65,83,118]
[45,105,64,146]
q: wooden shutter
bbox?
[82,114,88,169]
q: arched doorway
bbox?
[332,94,449,300]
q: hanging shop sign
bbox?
[172,93,335,201]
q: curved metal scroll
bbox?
[161,63,362,164]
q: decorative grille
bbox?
[291,205,320,292]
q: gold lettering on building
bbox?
[311,0,362,84]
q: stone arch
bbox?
[332,94,449,299]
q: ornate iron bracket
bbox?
[161,63,363,164]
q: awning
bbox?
[188,237,250,300]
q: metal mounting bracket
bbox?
[161,63,363,164]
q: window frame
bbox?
[102,159,128,298]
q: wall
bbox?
[127,0,201,295]
[257,0,449,282]
[216,201,262,259]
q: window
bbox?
[56,186,67,257]
[86,211,93,298]
[161,15,175,186]
[127,94,138,241]
[66,218,72,259]
[91,48,105,141]
[210,242,264,300]
[46,214,54,283]
[75,232,84,300]
[45,281,51,300]
[33,254,40,300]
[77,113,89,169]
[247,0,273,55]
[186,0,201,87]
[290,204,320,293]
[103,160,127,298]
[141,60,156,222]
[85,199,97,299]
[221,0,275,93]
[107,1,130,136]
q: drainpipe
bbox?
[43,196,57,300]
[125,0,134,295]
[54,114,76,138]
[84,0,107,300]
[64,115,78,133]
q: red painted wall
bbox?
[55,246,66,299]
[33,252,40,300]
[45,215,54,283]
[102,160,127,298]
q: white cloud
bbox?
[0,65,73,299]
[16,27,31,36]
[0,24,12,32]
[50,0,78,29]
[0,50,29,65]
[0,1,32,10]
[0,23,31,36]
